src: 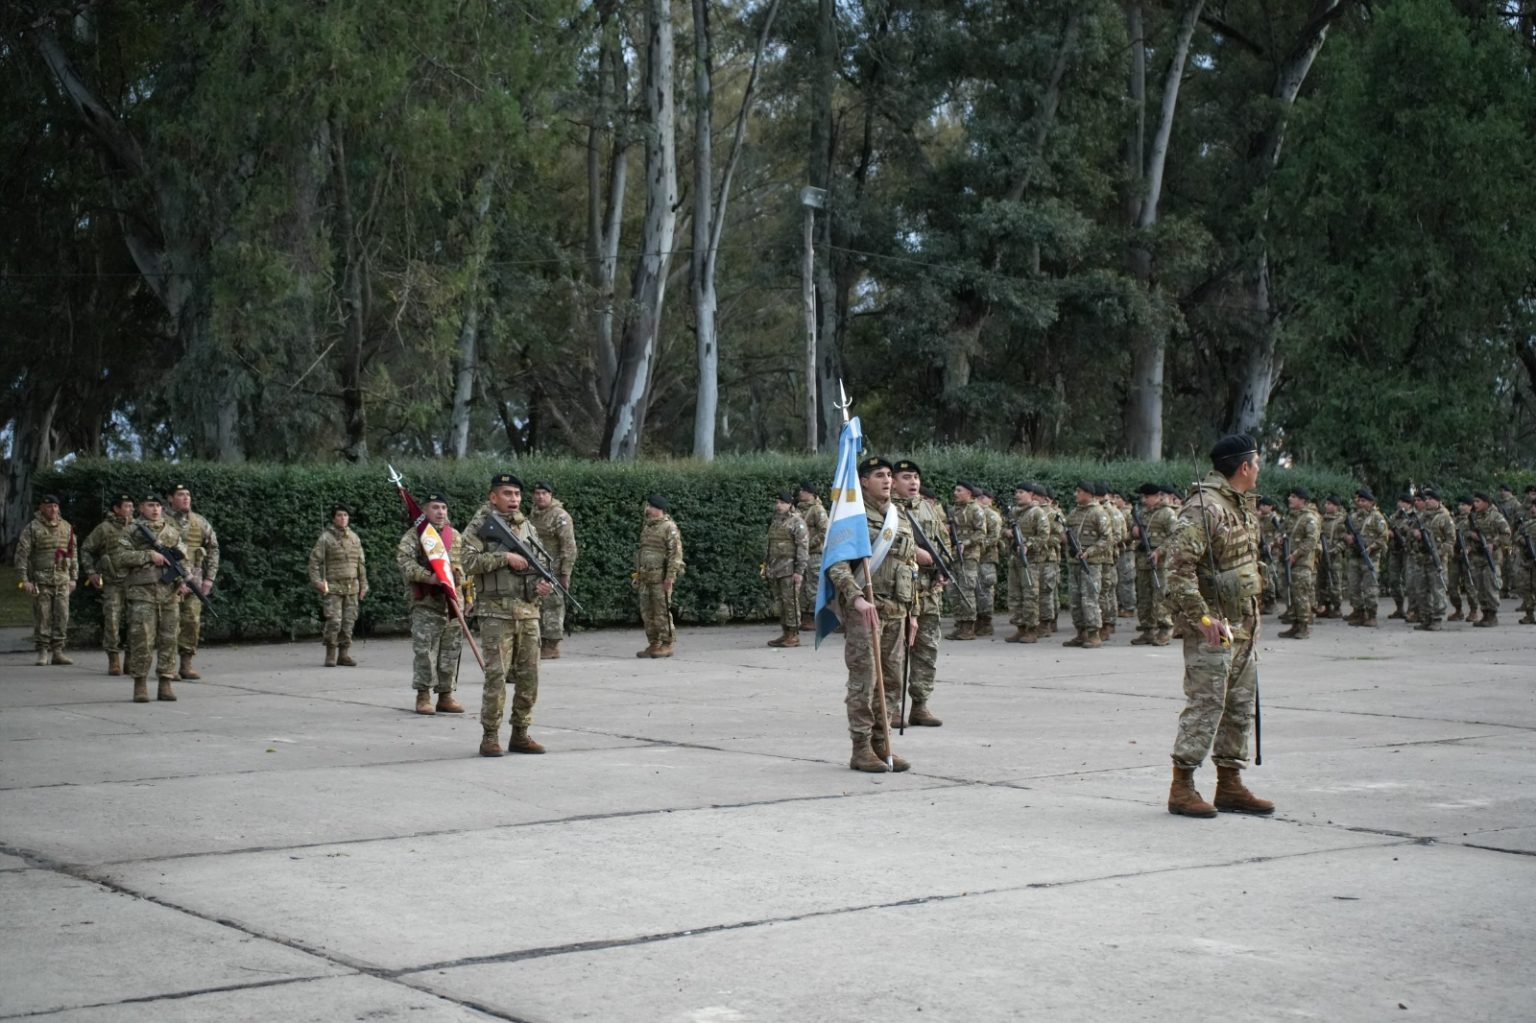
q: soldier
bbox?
[165,484,219,680]
[1317,496,1346,618]
[1042,488,1067,636]
[763,491,809,648]
[975,489,1003,636]
[1096,484,1125,630]
[1279,489,1322,639]
[1005,483,1051,644]
[1385,494,1414,619]
[1496,484,1520,599]
[1112,492,1138,618]
[111,495,187,702]
[827,457,918,773]
[796,482,829,632]
[307,504,369,666]
[893,460,945,725]
[1467,491,1511,628]
[462,473,553,756]
[1165,434,1272,819]
[528,481,578,660]
[1343,488,1389,628]
[1255,497,1281,615]
[15,493,77,666]
[944,481,987,640]
[1517,493,1536,624]
[80,493,136,675]
[635,495,685,658]
[1411,489,1456,631]
[395,492,466,716]
[1448,497,1481,624]
[1130,483,1178,646]
[1063,481,1114,648]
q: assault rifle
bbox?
[1469,523,1499,576]
[1417,520,1447,589]
[1281,535,1294,608]
[133,522,216,616]
[1319,534,1341,595]
[477,512,585,616]
[1010,519,1034,585]
[1064,521,1087,564]
[1343,512,1378,581]
[944,505,965,562]
[1454,528,1476,584]
[1129,505,1162,594]
[903,507,972,610]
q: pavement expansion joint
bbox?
[0,976,328,1021]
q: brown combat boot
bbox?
[799,614,815,632]
[908,702,942,727]
[545,640,561,659]
[1130,630,1155,646]
[51,647,73,665]
[1468,609,1483,623]
[1474,613,1498,628]
[1062,630,1087,648]
[636,643,660,658]
[1081,631,1103,648]
[1447,608,1464,622]
[1097,625,1113,643]
[436,692,464,713]
[415,690,435,715]
[1214,765,1275,815]
[539,640,556,660]
[179,653,201,680]
[870,733,911,772]
[1004,626,1030,643]
[1278,623,1310,639]
[1345,609,1365,625]
[509,727,546,754]
[1359,615,1378,628]
[336,645,357,666]
[1519,612,1536,625]
[652,644,674,658]
[849,738,888,773]
[946,621,977,641]
[1388,600,1405,619]
[767,629,800,648]
[324,644,337,667]
[157,678,177,702]
[975,616,994,636]
[132,677,149,703]
[1168,765,1217,818]
[1415,619,1442,631]
[479,732,503,757]
[1152,628,1172,646]
[34,649,50,666]
[108,652,122,676]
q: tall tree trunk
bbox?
[588,5,629,404]
[450,165,499,459]
[1,383,61,556]
[809,0,841,441]
[603,0,677,461]
[331,124,369,462]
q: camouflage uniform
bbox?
[1283,504,1321,633]
[168,508,220,659]
[976,502,1003,632]
[797,497,829,628]
[462,503,546,739]
[1497,492,1521,599]
[1448,508,1480,620]
[1401,506,1429,620]
[1412,504,1456,626]
[764,506,809,633]
[899,493,948,707]
[1064,498,1113,639]
[1041,504,1066,631]
[1467,504,1511,620]
[529,498,578,647]
[81,510,135,661]
[1006,501,1051,636]
[1098,500,1126,623]
[1515,510,1536,623]
[1344,507,1388,621]
[1166,473,1262,770]
[635,512,685,651]
[112,517,185,689]
[1385,504,1412,616]
[308,522,368,655]
[1115,505,1137,615]
[1318,509,1346,615]
[1256,510,1281,614]
[15,509,77,660]
[947,499,987,628]
[1135,503,1179,638]
[396,525,465,694]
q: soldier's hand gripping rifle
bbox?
[1454,528,1476,584]
[1010,519,1035,586]
[903,508,972,611]
[1130,505,1163,594]
[1281,535,1294,609]
[1418,522,1447,589]
[478,512,585,617]
[1064,523,1088,565]
[1343,512,1378,581]
[1470,524,1499,576]
[944,505,965,562]
[134,522,216,616]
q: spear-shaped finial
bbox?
[387,464,405,488]
[835,378,852,424]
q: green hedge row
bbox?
[36,452,1361,644]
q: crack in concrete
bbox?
[0,975,325,1021]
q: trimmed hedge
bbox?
[37,453,1361,645]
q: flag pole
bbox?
[389,465,485,670]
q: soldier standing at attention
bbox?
[395,492,466,715]
[975,489,1003,636]
[1386,494,1414,620]
[1317,496,1346,619]
[1112,492,1138,618]
[944,481,986,641]
[15,493,77,666]
[828,457,918,773]
[1516,493,1536,624]
[1255,497,1280,616]
[81,493,136,675]
[893,460,944,725]
[1041,489,1066,635]
[796,483,829,632]
[1449,497,1481,624]
[111,495,187,702]
[166,484,219,680]
[529,481,578,660]
[1165,434,1272,819]
[1279,489,1322,640]
[1412,489,1456,631]
[1343,488,1389,628]
[1130,483,1175,646]
[635,495,685,658]
[764,491,809,648]
[1062,482,1113,648]
[1004,483,1050,644]
[463,474,552,756]
[1467,491,1511,628]
[308,504,368,666]
[1496,484,1521,599]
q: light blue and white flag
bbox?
[814,416,873,648]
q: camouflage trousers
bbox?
[1098,563,1119,620]
[1502,550,1516,598]
[1039,562,1061,626]
[800,554,822,618]
[178,592,204,655]
[1006,557,1040,627]
[411,606,462,692]
[1404,556,1427,619]
[1068,561,1102,632]
[1172,610,1259,769]
[769,574,800,630]
[637,582,674,645]
[1135,563,1170,632]
[1386,548,1406,602]
[479,615,540,732]
[952,560,980,623]
[1471,558,1501,615]
[320,592,359,647]
[100,582,127,654]
[30,583,70,651]
[1259,561,1277,613]
[1410,554,1446,622]
[1116,550,1136,613]
[540,589,566,643]
[127,588,180,680]
[1289,568,1316,626]
[906,611,941,705]
[839,599,906,742]
[1346,556,1379,617]
[1518,555,1536,611]
[1318,557,1342,610]
[976,562,998,618]
[1449,557,1480,614]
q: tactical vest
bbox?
[123,519,181,587]
[174,511,209,569]
[21,516,74,585]
[1183,479,1261,614]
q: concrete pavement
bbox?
[2,604,1533,1021]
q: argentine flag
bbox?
[814,416,873,648]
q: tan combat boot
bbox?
[1474,613,1498,628]
[479,732,504,757]
[1278,623,1309,639]
[1214,765,1275,815]
[945,621,977,641]
[975,616,994,637]
[132,677,149,703]
[436,692,464,713]
[157,677,177,702]
[1152,628,1172,646]
[336,645,357,666]
[636,643,660,659]
[34,649,50,666]
[108,652,122,676]
[415,690,435,715]
[870,733,911,772]
[1130,630,1155,646]
[1359,614,1378,628]
[849,738,889,773]
[1345,609,1365,625]
[767,629,800,648]
[51,647,73,665]
[799,613,815,632]
[1415,619,1442,631]
[1004,626,1028,643]
[324,644,337,667]
[1018,627,1039,644]
[652,644,674,658]
[544,640,561,660]
[179,653,201,680]
[1097,625,1114,644]
[1447,607,1464,622]
[1520,612,1536,625]
[509,726,546,754]
[1081,631,1103,649]
[1062,630,1087,648]
[1168,764,1217,818]
[908,702,942,727]
[1388,600,1405,619]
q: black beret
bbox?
[110,493,134,506]
[858,456,893,477]
[1471,490,1490,503]
[893,459,922,476]
[422,492,447,504]
[776,490,794,504]
[1422,487,1441,500]
[954,479,978,495]
[489,472,524,491]
[1498,483,1514,492]
[531,480,554,494]
[1398,492,1414,503]
[1041,486,1056,500]
[330,502,350,516]
[1014,481,1033,493]
[1256,496,1276,508]
[1457,495,1474,507]
[646,494,669,512]
[1096,482,1112,497]
[1210,433,1258,465]
[1138,482,1160,496]
[919,485,936,499]
[39,493,61,505]
[1324,494,1343,506]
[1075,479,1095,493]
[798,481,818,496]
[1525,484,1536,494]
[1289,487,1310,501]
[1355,487,1375,502]
[1160,484,1179,495]
[167,483,191,495]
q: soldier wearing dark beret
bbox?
[635,494,685,658]
[15,491,76,667]
[80,492,138,675]
[893,458,947,725]
[109,493,188,701]
[166,483,220,681]
[529,480,579,660]
[395,491,466,716]
[763,490,809,647]
[308,502,368,667]
[945,476,987,641]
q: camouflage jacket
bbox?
[462,503,543,620]
[169,509,220,583]
[1165,472,1261,630]
[111,516,187,592]
[1345,508,1389,563]
[1135,503,1179,568]
[797,498,829,557]
[898,495,946,613]
[1515,515,1536,564]
[1049,506,1066,563]
[395,524,465,613]
[827,498,917,619]
[15,512,77,588]
[308,524,368,595]
[528,499,578,579]
[979,505,1003,564]
[81,513,135,585]
[764,509,809,579]
[1065,501,1114,565]
[948,501,987,563]
[1468,504,1511,557]
[1011,503,1052,562]
[636,513,685,584]
[1288,506,1322,570]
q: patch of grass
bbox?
[0,566,35,627]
